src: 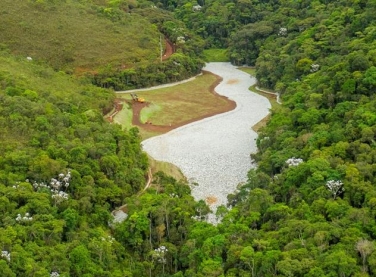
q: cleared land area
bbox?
[115,71,236,139]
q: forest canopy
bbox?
[1,0,376,276]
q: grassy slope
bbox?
[0,0,160,73]
[0,51,114,115]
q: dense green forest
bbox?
[1,0,376,276]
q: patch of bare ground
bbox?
[206,196,218,206]
[226,79,239,84]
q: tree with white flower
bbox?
[101,235,115,244]
[1,250,10,262]
[285,157,304,167]
[50,272,60,277]
[31,170,71,205]
[16,212,33,223]
[278,27,287,36]
[310,64,320,72]
[153,246,168,274]
[52,191,69,205]
[326,180,344,199]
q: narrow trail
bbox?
[140,168,153,194]
[110,38,176,219]
[111,168,153,221]
[255,86,282,104]
[162,39,174,61]
[104,99,123,122]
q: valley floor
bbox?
[141,62,271,222]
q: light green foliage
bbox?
[0,0,160,72]
[202,49,229,62]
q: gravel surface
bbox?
[141,62,271,223]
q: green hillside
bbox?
[0,0,160,73]
[2,0,376,276]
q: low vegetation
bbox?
[202,49,229,62]
[0,0,160,73]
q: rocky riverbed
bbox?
[142,62,271,223]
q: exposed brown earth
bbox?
[162,39,174,61]
[206,196,218,205]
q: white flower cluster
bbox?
[326,180,344,199]
[1,250,10,262]
[154,246,168,263]
[177,36,185,43]
[191,215,200,220]
[169,193,178,198]
[155,245,168,253]
[51,170,71,190]
[16,212,33,222]
[32,181,49,190]
[326,180,343,190]
[310,64,320,72]
[101,235,115,243]
[192,4,202,11]
[52,191,69,204]
[285,157,304,167]
[32,170,71,204]
[278,27,287,36]
[50,272,60,277]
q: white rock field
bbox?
[142,62,271,222]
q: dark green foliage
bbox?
[0,51,151,275]
[2,0,376,276]
[92,52,205,90]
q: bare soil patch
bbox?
[226,79,239,84]
[206,196,218,205]
[162,39,174,61]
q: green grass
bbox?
[148,155,186,182]
[202,49,229,62]
[0,0,160,73]
[113,103,133,129]
[238,67,256,76]
[0,51,114,111]
[140,103,162,123]
[112,71,232,140]
[115,72,232,139]
[138,73,227,125]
